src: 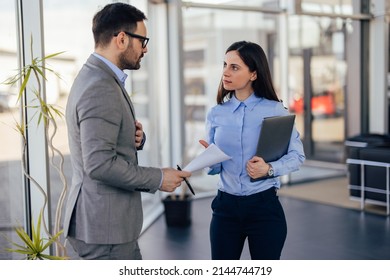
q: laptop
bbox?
[250,114,296,182]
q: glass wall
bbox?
[42,0,162,245]
[181,3,280,192]
[0,0,163,259]
[0,0,23,260]
[287,14,351,163]
[42,0,106,259]
[181,0,367,172]
[0,0,383,259]
[300,0,354,15]
[179,2,381,194]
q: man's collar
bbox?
[92,53,128,85]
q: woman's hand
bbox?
[199,139,209,148]
[246,156,269,179]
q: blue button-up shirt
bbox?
[206,93,305,196]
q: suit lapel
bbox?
[116,80,136,120]
[121,85,136,120]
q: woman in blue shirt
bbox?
[200,41,305,260]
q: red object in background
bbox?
[290,92,336,116]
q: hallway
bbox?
[138,189,390,260]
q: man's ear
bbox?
[114,32,127,49]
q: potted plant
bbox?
[1,39,68,259]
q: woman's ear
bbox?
[250,72,257,81]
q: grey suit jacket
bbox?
[63,54,162,244]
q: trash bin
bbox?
[163,195,192,227]
[345,133,390,199]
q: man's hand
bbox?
[160,168,192,192]
[135,120,144,148]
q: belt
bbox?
[218,187,277,201]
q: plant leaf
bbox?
[18,67,32,101]
[43,51,66,60]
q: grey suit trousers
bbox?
[67,236,142,260]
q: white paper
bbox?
[183,143,231,172]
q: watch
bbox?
[267,164,274,177]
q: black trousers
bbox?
[210,188,287,260]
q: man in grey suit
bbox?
[64,3,191,260]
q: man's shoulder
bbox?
[75,58,114,86]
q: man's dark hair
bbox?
[92,3,147,48]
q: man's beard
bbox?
[118,49,141,70]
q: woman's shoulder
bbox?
[256,98,289,115]
[256,98,283,108]
[263,97,288,107]
[210,99,234,111]
[258,97,280,105]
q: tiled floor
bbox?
[10,174,388,260]
[138,188,390,260]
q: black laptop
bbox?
[250,114,295,182]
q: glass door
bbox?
[181,3,281,192]
[288,15,351,164]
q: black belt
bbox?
[218,187,277,201]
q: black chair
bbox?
[346,134,390,214]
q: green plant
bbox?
[3,211,67,260]
[2,38,68,259]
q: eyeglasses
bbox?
[114,31,149,48]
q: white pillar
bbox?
[279,0,290,105]
[369,0,389,133]
[148,2,171,168]
[167,0,185,167]
[279,0,291,184]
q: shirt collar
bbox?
[231,93,260,112]
[92,52,128,86]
